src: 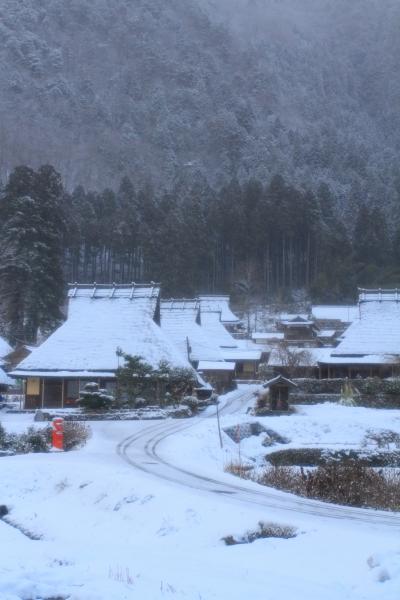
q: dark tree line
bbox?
[1,165,400,343]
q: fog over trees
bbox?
[0,0,399,217]
[1,1,400,341]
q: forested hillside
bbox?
[0,0,399,215]
[1,165,399,343]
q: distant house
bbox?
[317,289,400,378]
[200,310,262,379]
[277,315,317,346]
[161,299,223,365]
[12,283,195,409]
[161,298,261,389]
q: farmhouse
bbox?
[200,309,262,379]
[276,314,318,346]
[317,289,400,378]
[12,283,195,409]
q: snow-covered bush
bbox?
[363,429,400,450]
[78,382,114,410]
[222,521,296,545]
[0,425,49,454]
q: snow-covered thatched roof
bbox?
[199,295,240,324]
[12,284,191,378]
[160,300,224,363]
[311,305,359,323]
[329,293,400,360]
[199,311,238,348]
[197,361,235,372]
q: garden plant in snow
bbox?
[339,380,357,406]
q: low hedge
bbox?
[266,447,400,467]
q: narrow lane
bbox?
[117,387,400,529]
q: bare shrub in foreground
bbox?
[62,421,91,451]
[224,460,253,479]
[257,462,400,511]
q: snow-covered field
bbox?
[1,389,400,600]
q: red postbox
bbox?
[52,417,64,450]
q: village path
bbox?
[116,387,400,531]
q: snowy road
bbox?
[117,387,400,529]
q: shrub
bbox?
[3,426,50,453]
[0,422,90,454]
[224,459,253,478]
[257,462,400,510]
[363,429,400,450]
[222,521,297,545]
[265,447,400,467]
[62,421,91,451]
[78,382,114,410]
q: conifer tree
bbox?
[0,165,66,343]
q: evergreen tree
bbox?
[0,165,66,343]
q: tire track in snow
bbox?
[117,387,400,529]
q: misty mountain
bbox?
[1,0,400,212]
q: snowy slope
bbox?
[1,394,400,599]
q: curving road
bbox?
[116,387,400,529]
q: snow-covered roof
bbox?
[330,298,400,358]
[12,290,192,377]
[160,300,224,363]
[0,336,12,359]
[0,366,13,386]
[311,305,359,323]
[281,319,314,327]
[197,361,235,372]
[199,295,240,323]
[358,288,400,302]
[199,311,237,348]
[68,283,160,317]
[277,313,309,322]
[318,354,394,365]
[252,332,284,341]
[263,375,298,388]
[221,348,262,362]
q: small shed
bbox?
[263,374,297,411]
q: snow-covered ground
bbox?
[1,390,400,600]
